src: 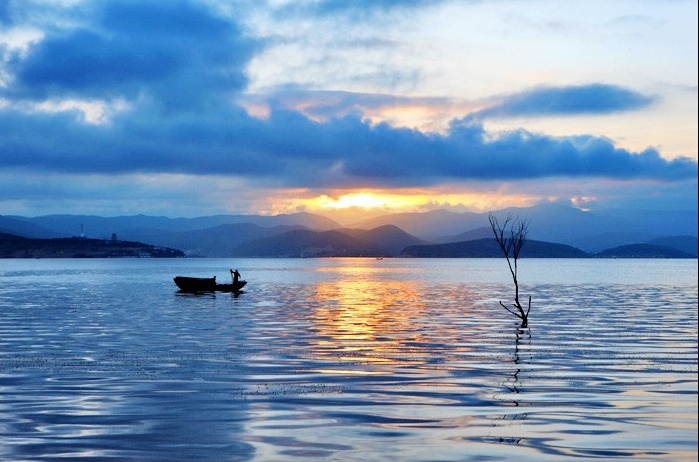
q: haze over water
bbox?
[1,258,697,461]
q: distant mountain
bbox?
[0,212,341,240]
[233,225,425,257]
[434,226,493,244]
[0,213,342,257]
[594,244,695,259]
[134,222,422,257]
[2,225,695,259]
[3,204,696,258]
[644,236,697,257]
[354,209,483,240]
[505,203,697,248]
[233,229,377,257]
[337,225,426,255]
[0,216,69,238]
[403,237,695,259]
[352,203,698,252]
[402,238,589,258]
[567,232,664,253]
[0,232,184,258]
[122,223,305,257]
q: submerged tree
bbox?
[489,212,531,328]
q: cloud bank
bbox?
[0,0,696,216]
[475,84,656,118]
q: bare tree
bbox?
[489,212,531,327]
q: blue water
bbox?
[1,258,697,461]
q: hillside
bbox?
[0,233,184,258]
[351,203,698,251]
[334,225,426,255]
[124,223,306,257]
[402,238,589,258]
[434,226,493,244]
[403,239,695,259]
[232,229,380,257]
[231,225,424,257]
[644,236,698,257]
[595,244,695,259]
[0,212,341,240]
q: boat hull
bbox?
[174,276,246,293]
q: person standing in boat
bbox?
[230,269,241,284]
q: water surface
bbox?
[1,258,697,461]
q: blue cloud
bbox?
[276,0,445,18]
[4,0,258,110]
[311,0,439,14]
[476,84,655,118]
[0,104,695,189]
[0,1,13,26]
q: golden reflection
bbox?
[307,260,430,368]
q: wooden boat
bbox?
[173,275,247,293]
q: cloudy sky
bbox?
[1,0,697,222]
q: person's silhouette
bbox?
[231,269,241,284]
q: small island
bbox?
[0,232,184,258]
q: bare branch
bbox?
[489,211,532,328]
[499,301,521,318]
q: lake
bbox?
[1,258,697,461]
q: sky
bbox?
[0,0,697,223]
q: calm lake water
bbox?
[1,258,697,461]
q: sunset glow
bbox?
[253,189,546,225]
[313,193,415,210]
[302,191,540,213]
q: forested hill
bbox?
[401,238,589,258]
[0,233,184,258]
[401,238,696,258]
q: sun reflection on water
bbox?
[307,263,431,367]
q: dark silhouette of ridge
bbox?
[0,232,184,258]
[2,207,696,258]
[402,238,589,258]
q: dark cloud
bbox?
[476,84,656,118]
[4,0,258,111]
[0,103,695,189]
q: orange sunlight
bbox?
[251,188,543,226]
[302,191,539,224]
[311,192,417,210]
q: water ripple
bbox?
[0,258,696,461]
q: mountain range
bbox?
[1,203,696,258]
